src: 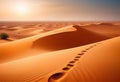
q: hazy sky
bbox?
[0,0,120,21]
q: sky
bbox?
[0,0,120,21]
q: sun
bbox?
[15,4,28,15]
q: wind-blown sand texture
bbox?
[0,22,120,82]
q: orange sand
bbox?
[0,23,120,82]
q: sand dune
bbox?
[0,22,120,40]
[84,23,120,37]
[0,25,76,63]
[57,36,120,82]
[0,36,120,82]
[0,41,99,82]
[0,23,120,82]
[0,22,74,39]
[33,25,108,51]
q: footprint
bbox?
[81,50,87,53]
[78,53,84,55]
[86,48,90,50]
[62,67,70,71]
[90,46,94,48]
[95,44,97,46]
[69,61,76,63]
[67,64,74,67]
[75,56,80,58]
[48,72,65,82]
[74,58,79,61]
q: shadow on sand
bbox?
[33,25,108,51]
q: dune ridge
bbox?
[33,25,108,51]
[0,25,76,63]
[84,23,120,37]
[0,25,108,63]
[49,36,120,82]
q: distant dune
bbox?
[32,25,108,51]
[84,23,120,37]
[0,22,120,40]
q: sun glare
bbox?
[15,4,28,15]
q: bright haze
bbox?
[0,0,120,21]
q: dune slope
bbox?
[33,25,108,51]
[84,23,120,37]
[0,25,108,63]
[0,42,96,82]
[0,25,76,63]
[0,36,120,82]
[54,36,120,82]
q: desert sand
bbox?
[0,25,77,62]
[84,23,120,37]
[0,22,120,40]
[0,22,120,82]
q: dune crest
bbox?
[33,25,108,51]
[0,25,76,63]
[84,23,120,37]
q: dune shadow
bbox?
[32,25,108,51]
